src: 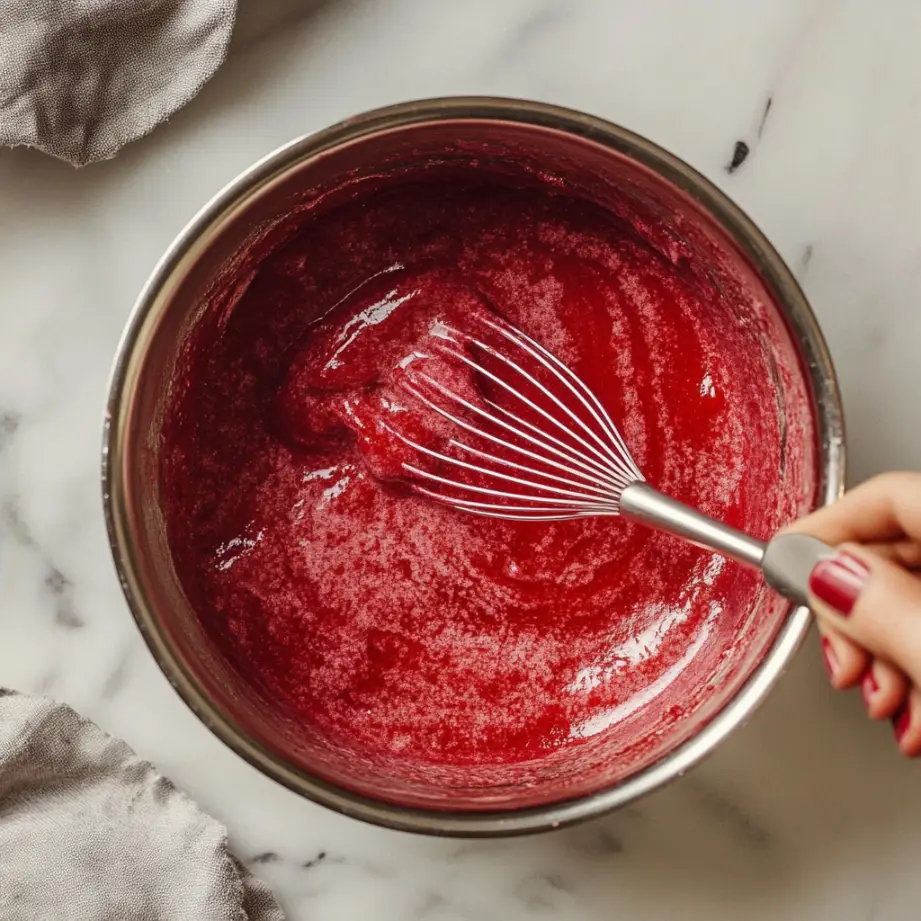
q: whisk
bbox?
[394,315,832,609]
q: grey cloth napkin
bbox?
[0,0,236,166]
[0,690,285,921]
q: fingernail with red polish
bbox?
[820,637,837,679]
[809,551,869,617]
[861,669,878,708]
[893,704,911,745]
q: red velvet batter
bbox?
[161,168,807,796]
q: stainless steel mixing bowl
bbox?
[103,97,845,836]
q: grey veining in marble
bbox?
[1,1,920,919]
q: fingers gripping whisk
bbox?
[390,316,645,521]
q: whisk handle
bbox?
[620,482,767,567]
[620,482,834,608]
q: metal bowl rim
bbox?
[102,95,845,837]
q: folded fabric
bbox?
[0,0,236,166]
[0,690,284,921]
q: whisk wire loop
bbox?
[397,317,646,521]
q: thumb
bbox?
[808,545,921,687]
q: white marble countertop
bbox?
[2,1,920,918]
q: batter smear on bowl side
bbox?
[160,165,813,799]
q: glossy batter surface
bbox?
[162,175,790,778]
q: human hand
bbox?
[786,472,921,757]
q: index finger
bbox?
[785,471,921,545]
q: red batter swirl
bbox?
[161,172,799,784]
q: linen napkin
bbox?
[0,0,236,166]
[0,690,284,921]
